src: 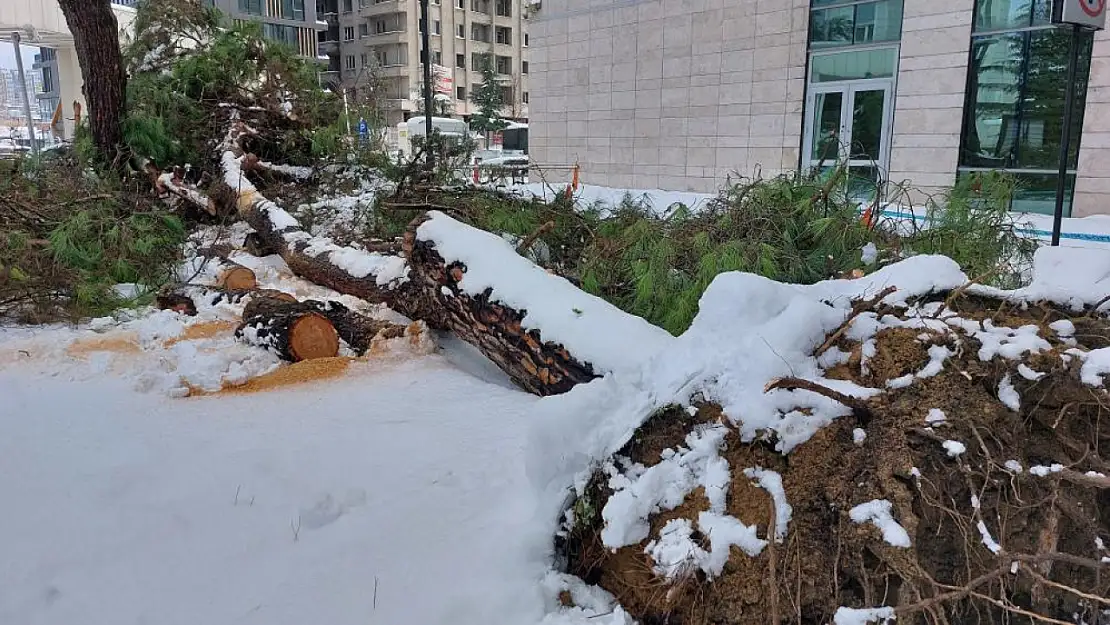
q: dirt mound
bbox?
[559,294,1110,625]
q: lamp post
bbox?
[419,0,434,171]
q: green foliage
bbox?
[909,171,1036,289]
[468,55,508,134]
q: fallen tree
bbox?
[238,296,339,362]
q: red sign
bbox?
[1081,0,1105,17]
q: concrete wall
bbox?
[529,0,809,191]
[885,0,973,204]
[1074,28,1110,218]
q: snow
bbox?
[943,440,967,457]
[743,468,792,543]
[861,243,878,266]
[0,360,564,625]
[302,238,409,285]
[990,246,1110,309]
[1050,319,1076,337]
[833,606,896,625]
[1017,364,1045,381]
[998,374,1021,411]
[1004,460,1024,473]
[853,428,867,444]
[977,520,1002,554]
[416,211,674,377]
[849,500,911,548]
[1080,348,1110,386]
[1030,463,1064,477]
[643,513,767,581]
[925,408,947,425]
[645,518,706,579]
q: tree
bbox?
[468,54,508,140]
[58,0,127,165]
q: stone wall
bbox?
[528,0,809,191]
[1074,28,1110,218]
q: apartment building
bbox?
[207,0,330,59]
[529,0,1110,218]
[336,0,530,126]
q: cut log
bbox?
[195,246,258,290]
[243,232,276,257]
[238,297,340,362]
[156,285,296,316]
[301,299,406,356]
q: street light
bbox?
[419,0,434,170]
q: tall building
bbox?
[206,0,330,59]
[529,0,1110,218]
[337,0,530,127]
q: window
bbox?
[432,50,442,65]
[345,54,356,69]
[456,53,466,68]
[361,52,368,66]
[495,26,512,45]
[522,91,528,104]
[471,0,490,13]
[499,85,513,104]
[344,26,355,40]
[238,0,263,15]
[41,67,55,93]
[524,33,529,46]
[495,55,511,74]
[457,86,467,100]
[495,0,511,17]
[471,23,490,42]
[342,0,352,12]
[959,0,1093,215]
[434,20,441,35]
[280,0,305,20]
[263,22,298,45]
[472,52,489,71]
[809,0,903,49]
[456,0,465,8]
[521,60,528,74]
[359,23,368,37]
[456,24,466,38]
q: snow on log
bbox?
[216,108,414,306]
[237,297,340,362]
[157,285,296,316]
[301,299,407,356]
[403,211,674,395]
[151,165,219,216]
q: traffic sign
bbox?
[1057,0,1106,29]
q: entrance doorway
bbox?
[802,79,894,197]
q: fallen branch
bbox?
[516,220,555,255]
[815,286,897,356]
[764,376,872,419]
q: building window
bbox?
[432,50,442,65]
[521,60,528,74]
[471,23,490,42]
[342,0,352,13]
[456,0,465,8]
[472,52,489,71]
[238,0,263,15]
[263,22,299,45]
[958,1,1094,215]
[457,86,467,100]
[456,24,466,38]
[523,91,528,103]
[456,53,466,68]
[361,52,368,66]
[809,0,903,49]
[344,26,355,40]
[345,55,356,69]
[495,26,512,45]
[495,55,511,74]
[434,20,441,35]
[359,23,368,37]
[471,0,490,13]
[524,33,529,46]
[499,85,513,104]
[495,0,511,17]
[280,0,305,20]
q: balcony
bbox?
[318,39,339,55]
[360,0,405,16]
[364,29,408,45]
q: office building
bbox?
[337,0,531,127]
[529,0,1110,217]
[206,0,330,59]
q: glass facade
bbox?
[959,0,1094,215]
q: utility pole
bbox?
[1051,23,1080,247]
[11,33,40,156]
[419,0,434,170]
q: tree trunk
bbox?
[402,217,599,396]
[238,297,340,362]
[57,0,126,164]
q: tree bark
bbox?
[57,0,126,164]
[402,217,599,396]
[238,297,340,362]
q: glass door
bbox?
[803,79,894,198]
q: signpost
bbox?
[358,117,369,144]
[1051,0,1105,245]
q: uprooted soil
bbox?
[560,294,1110,625]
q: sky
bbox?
[0,44,37,71]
